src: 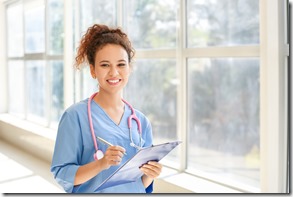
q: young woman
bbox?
[50,24,162,193]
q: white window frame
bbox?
[259,0,289,192]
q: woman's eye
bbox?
[101,64,109,67]
[118,63,126,67]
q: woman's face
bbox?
[90,44,131,94]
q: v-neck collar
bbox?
[92,99,126,127]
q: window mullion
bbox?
[63,0,74,108]
[260,0,288,192]
[177,0,187,172]
[116,0,123,27]
[45,0,51,127]
[22,1,28,120]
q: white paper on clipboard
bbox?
[95,140,182,191]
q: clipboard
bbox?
[95,140,182,191]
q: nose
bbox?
[109,66,119,76]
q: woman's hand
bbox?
[140,161,162,188]
[100,146,126,170]
[140,161,162,178]
[74,145,125,186]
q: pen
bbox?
[96,136,127,155]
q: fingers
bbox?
[107,146,126,157]
[140,161,162,179]
[102,146,126,167]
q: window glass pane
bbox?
[7,3,23,57]
[124,59,179,167]
[8,61,25,118]
[80,0,116,32]
[24,0,45,53]
[48,0,64,55]
[187,0,259,47]
[187,58,260,188]
[125,0,178,49]
[50,61,64,128]
[26,61,46,125]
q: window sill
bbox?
[0,113,57,163]
[0,114,57,140]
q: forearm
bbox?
[74,146,125,186]
[74,160,106,186]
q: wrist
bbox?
[95,159,108,171]
[142,174,154,188]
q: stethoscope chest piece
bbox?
[94,150,104,160]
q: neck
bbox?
[93,90,124,109]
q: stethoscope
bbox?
[88,92,143,160]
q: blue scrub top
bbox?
[50,98,154,193]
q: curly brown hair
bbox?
[74,24,135,70]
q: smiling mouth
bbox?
[107,79,121,85]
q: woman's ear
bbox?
[90,64,96,79]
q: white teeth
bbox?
[108,79,119,83]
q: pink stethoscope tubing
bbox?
[87,92,142,160]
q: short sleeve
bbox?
[50,110,83,193]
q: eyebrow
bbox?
[99,59,127,64]
[99,60,110,64]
